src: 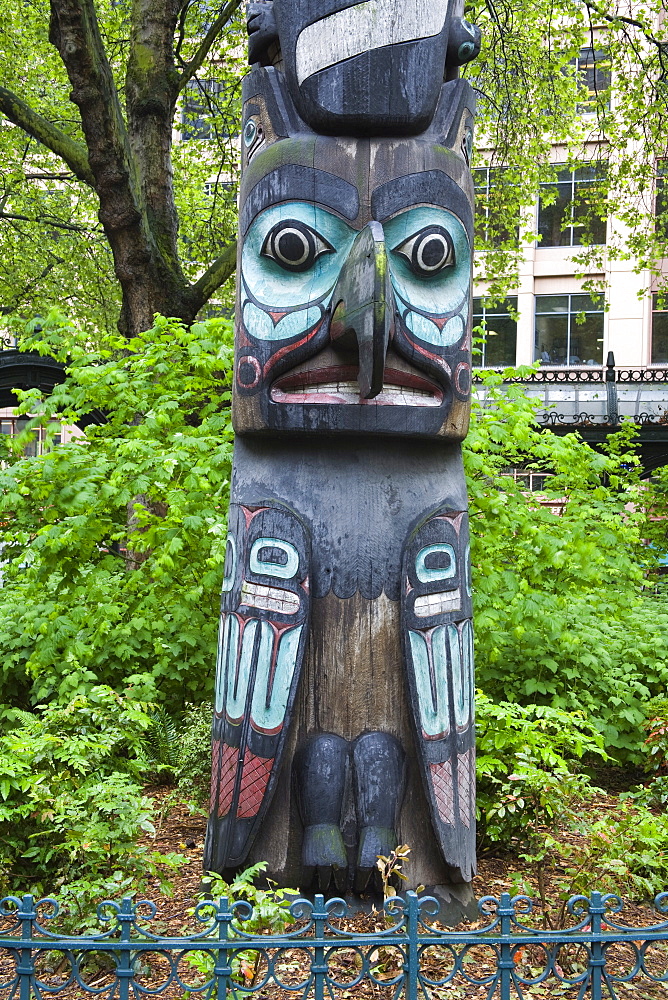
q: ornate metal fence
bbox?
[2,890,668,999]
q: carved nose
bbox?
[328,221,394,400]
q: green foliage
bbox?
[184,863,299,992]
[175,703,215,806]
[0,312,234,714]
[0,0,245,331]
[476,691,606,851]
[640,696,668,774]
[0,685,187,899]
[468,375,668,759]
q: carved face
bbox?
[233,70,475,440]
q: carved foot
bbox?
[294,733,349,891]
[353,732,406,893]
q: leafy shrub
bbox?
[184,862,298,991]
[640,695,668,774]
[469,376,668,760]
[476,691,606,851]
[0,312,234,715]
[175,702,214,806]
[0,686,185,897]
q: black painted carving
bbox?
[205,0,481,911]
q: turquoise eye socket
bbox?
[261,219,334,273]
[393,226,455,278]
[244,120,257,146]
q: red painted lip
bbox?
[270,366,443,406]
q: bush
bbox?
[0,312,234,714]
[476,691,606,852]
[175,703,215,806]
[0,686,185,899]
[468,375,668,761]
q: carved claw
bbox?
[302,823,348,892]
[354,825,397,893]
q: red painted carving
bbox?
[430,760,455,825]
[237,751,273,818]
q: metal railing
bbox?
[1,890,668,999]
[473,366,668,385]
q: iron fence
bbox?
[472,367,668,384]
[2,890,668,999]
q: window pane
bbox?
[538,166,607,248]
[538,180,572,247]
[535,312,569,364]
[570,312,603,364]
[535,295,569,314]
[576,48,611,111]
[570,294,600,313]
[655,162,668,240]
[652,295,668,364]
[472,297,517,367]
[572,170,607,246]
[483,314,517,366]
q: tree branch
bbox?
[0,213,100,234]
[0,86,94,185]
[188,240,237,313]
[178,0,243,93]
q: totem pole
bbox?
[204,0,481,920]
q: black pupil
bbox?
[277,230,309,264]
[420,237,446,268]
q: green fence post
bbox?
[214,897,234,1000]
[17,894,36,1000]
[404,891,419,1000]
[312,894,328,1000]
[588,891,606,1000]
[115,896,136,1000]
[497,893,515,1000]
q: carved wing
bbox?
[205,502,310,871]
[401,505,475,881]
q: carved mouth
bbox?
[414,589,461,617]
[270,367,442,406]
[241,582,300,615]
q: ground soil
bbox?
[2,781,668,998]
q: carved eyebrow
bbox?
[294,0,448,85]
[371,171,473,243]
[241,165,360,235]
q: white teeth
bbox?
[271,380,440,406]
[414,589,461,617]
[241,582,300,615]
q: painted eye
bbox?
[243,120,257,146]
[392,226,455,277]
[261,219,334,273]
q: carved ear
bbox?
[428,79,477,164]
[241,65,312,159]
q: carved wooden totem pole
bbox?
[204,0,481,919]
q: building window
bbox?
[472,297,517,367]
[473,167,518,247]
[534,293,605,366]
[537,165,607,248]
[0,416,57,457]
[572,48,611,111]
[181,80,239,140]
[651,294,668,365]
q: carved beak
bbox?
[328,221,394,399]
